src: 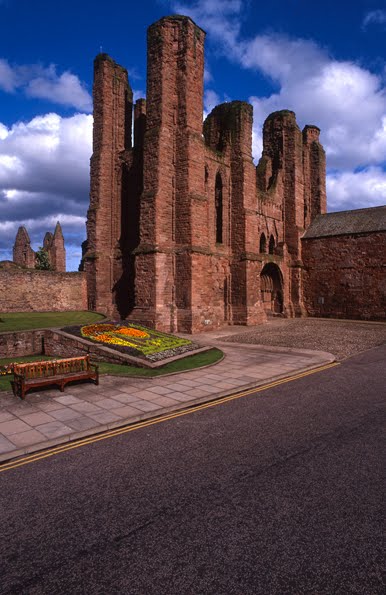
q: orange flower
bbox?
[115,327,149,338]
[81,324,115,337]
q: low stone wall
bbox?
[44,330,129,365]
[302,231,386,320]
[1,329,210,369]
[0,270,87,313]
[0,329,138,363]
[0,330,46,358]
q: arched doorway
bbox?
[260,263,284,314]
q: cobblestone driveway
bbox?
[221,318,386,360]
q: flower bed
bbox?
[0,363,15,376]
[62,322,198,363]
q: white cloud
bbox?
[249,57,386,169]
[362,9,386,30]
[0,113,92,269]
[204,89,220,115]
[327,167,386,211]
[0,59,92,111]
[173,0,241,49]
[239,34,326,83]
[26,72,92,111]
[0,123,8,140]
[0,113,92,194]
[133,88,145,102]
[0,59,18,92]
[171,0,386,210]
[204,66,213,83]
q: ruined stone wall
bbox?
[86,15,329,332]
[50,223,66,272]
[0,271,87,313]
[43,223,66,272]
[13,227,35,269]
[0,330,45,358]
[256,110,327,318]
[302,232,386,320]
[132,16,209,332]
[85,54,133,315]
[302,126,327,226]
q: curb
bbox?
[0,356,336,465]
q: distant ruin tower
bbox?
[51,222,66,272]
[43,231,53,256]
[133,15,206,331]
[302,125,327,227]
[85,53,133,314]
[13,226,35,268]
[42,223,66,271]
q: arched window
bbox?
[204,165,209,190]
[259,233,267,253]
[269,235,275,254]
[215,173,223,244]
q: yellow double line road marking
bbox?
[0,362,338,474]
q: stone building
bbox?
[302,206,386,320]
[13,221,66,272]
[43,222,66,272]
[13,226,35,269]
[84,14,385,331]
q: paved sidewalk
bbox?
[0,341,334,463]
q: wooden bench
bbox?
[12,356,99,400]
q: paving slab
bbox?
[0,341,335,463]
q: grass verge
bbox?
[0,311,105,333]
[0,349,223,392]
[97,348,223,377]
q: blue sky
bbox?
[0,0,385,270]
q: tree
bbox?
[35,247,52,270]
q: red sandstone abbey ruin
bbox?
[82,14,386,331]
[13,222,66,272]
[0,14,384,322]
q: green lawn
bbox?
[98,348,223,377]
[0,311,105,333]
[0,355,57,392]
[0,348,223,392]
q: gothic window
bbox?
[215,172,223,244]
[269,235,275,254]
[259,233,267,253]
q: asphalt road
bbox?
[0,345,385,595]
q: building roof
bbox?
[302,206,386,239]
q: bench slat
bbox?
[12,356,98,399]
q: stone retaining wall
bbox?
[44,331,130,365]
[0,330,46,358]
[0,270,87,313]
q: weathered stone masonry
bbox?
[84,14,328,332]
[302,207,386,320]
[84,14,385,330]
[0,270,87,313]
[13,221,66,272]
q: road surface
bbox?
[1,345,385,594]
